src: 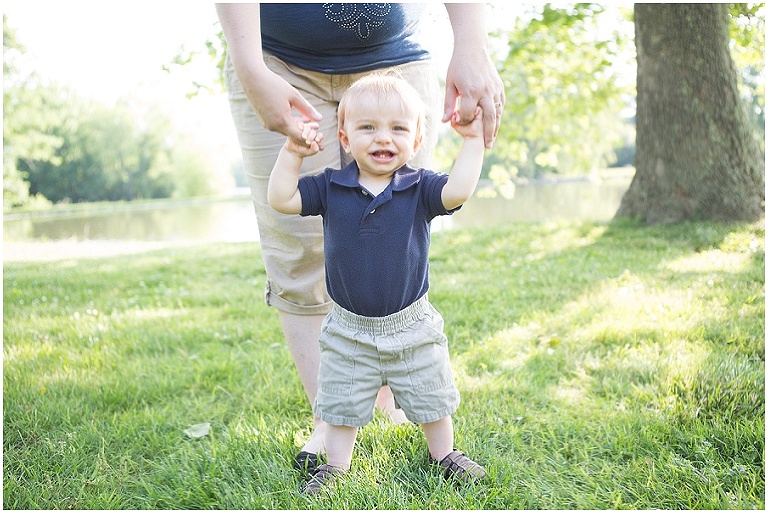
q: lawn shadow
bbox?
[4,219,764,509]
[425,218,764,508]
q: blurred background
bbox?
[3,2,764,260]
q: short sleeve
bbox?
[298,171,329,217]
[421,171,461,219]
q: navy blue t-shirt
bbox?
[298,162,457,317]
[260,3,430,74]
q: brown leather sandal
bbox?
[430,449,487,482]
[301,464,347,495]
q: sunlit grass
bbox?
[4,219,764,509]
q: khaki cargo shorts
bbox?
[313,295,461,427]
[224,53,441,315]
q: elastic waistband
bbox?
[331,295,430,336]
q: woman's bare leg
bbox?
[278,311,328,454]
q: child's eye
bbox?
[359,124,375,131]
[393,125,409,132]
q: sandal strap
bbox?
[302,464,347,495]
[435,450,487,482]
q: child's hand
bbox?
[450,106,484,140]
[285,121,324,157]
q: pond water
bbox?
[3,177,632,245]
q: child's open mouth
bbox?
[371,150,395,162]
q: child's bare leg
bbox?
[422,416,487,481]
[421,416,454,461]
[325,424,359,469]
[375,386,409,424]
[303,424,357,494]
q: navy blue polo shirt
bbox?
[298,162,458,317]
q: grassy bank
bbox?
[3,193,249,221]
[3,219,764,509]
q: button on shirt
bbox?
[298,162,458,317]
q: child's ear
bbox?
[338,129,351,153]
[412,133,423,155]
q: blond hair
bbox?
[338,72,427,143]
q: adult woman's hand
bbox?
[443,4,506,149]
[215,3,323,148]
[240,66,324,150]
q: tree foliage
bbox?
[3,15,54,209]
[5,5,764,212]
[3,15,220,210]
[163,30,227,98]
[18,94,177,203]
[488,3,635,179]
[729,3,765,150]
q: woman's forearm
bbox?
[215,3,267,79]
[444,3,489,51]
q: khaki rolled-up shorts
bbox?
[224,53,441,315]
[313,295,460,427]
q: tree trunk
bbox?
[616,3,764,224]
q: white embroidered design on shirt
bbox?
[323,3,391,40]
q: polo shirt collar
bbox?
[330,162,422,191]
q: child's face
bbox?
[339,92,422,180]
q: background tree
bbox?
[19,93,179,203]
[617,3,764,223]
[4,14,225,209]
[729,3,765,152]
[6,5,764,214]
[487,4,635,180]
[3,15,55,209]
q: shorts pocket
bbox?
[401,315,455,394]
[318,322,356,397]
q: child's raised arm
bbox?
[267,121,323,215]
[441,107,486,211]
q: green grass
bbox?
[4,219,764,509]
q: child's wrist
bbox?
[283,141,305,159]
[463,133,484,143]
